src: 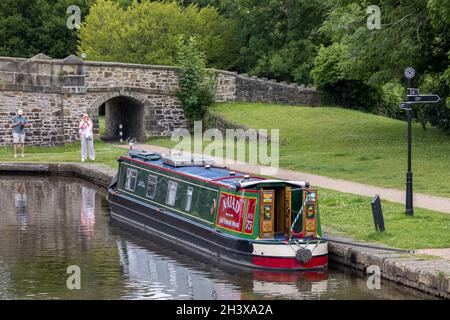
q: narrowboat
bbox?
[107,150,328,271]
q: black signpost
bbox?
[407,94,441,103]
[400,67,441,216]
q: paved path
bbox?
[118,143,450,214]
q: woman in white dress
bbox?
[79,113,95,161]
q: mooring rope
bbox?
[314,236,415,254]
[287,189,414,254]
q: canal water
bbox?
[0,175,434,300]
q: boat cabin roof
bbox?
[122,150,309,190]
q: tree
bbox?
[218,0,330,84]
[78,0,237,69]
[175,35,216,128]
[0,0,92,58]
[315,0,449,86]
[312,0,450,130]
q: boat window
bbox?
[166,181,178,206]
[125,168,138,192]
[185,187,193,211]
[146,175,158,199]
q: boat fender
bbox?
[295,248,312,264]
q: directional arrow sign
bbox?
[407,88,420,96]
[406,94,441,103]
[399,102,412,110]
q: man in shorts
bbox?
[12,109,28,158]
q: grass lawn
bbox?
[149,102,450,198]
[99,116,105,135]
[319,188,450,249]
[0,140,126,169]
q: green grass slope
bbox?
[209,103,450,198]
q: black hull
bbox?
[107,189,327,271]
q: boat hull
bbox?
[107,190,328,271]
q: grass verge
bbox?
[0,140,126,169]
[319,188,450,249]
[148,102,450,198]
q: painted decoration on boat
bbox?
[217,192,246,232]
[244,197,257,235]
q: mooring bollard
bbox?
[371,195,385,232]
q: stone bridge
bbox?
[0,54,320,146]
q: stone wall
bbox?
[235,74,320,106]
[214,70,321,106]
[0,55,320,146]
[214,71,237,102]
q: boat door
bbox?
[284,186,292,234]
[260,187,293,238]
[260,190,275,238]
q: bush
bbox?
[311,44,347,88]
[319,80,381,113]
[175,36,217,130]
[311,44,380,112]
[78,0,236,68]
[380,82,406,120]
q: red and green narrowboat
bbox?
[107,150,328,271]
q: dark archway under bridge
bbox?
[87,89,187,143]
[99,96,145,142]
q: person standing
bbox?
[12,109,28,158]
[79,113,95,161]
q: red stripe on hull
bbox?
[253,255,328,270]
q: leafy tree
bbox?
[113,0,134,9]
[177,0,222,8]
[175,35,216,128]
[312,0,450,130]
[218,0,330,84]
[78,0,236,69]
[0,0,92,58]
[316,0,449,86]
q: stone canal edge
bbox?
[1,162,449,299]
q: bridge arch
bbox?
[90,91,154,142]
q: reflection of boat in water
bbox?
[251,271,328,297]
[107,150,328,271]
[111,224,329,300]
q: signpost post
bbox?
[400,67,441,216]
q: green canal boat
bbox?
[107,150,328,271]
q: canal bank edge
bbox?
[1,162,449,299]
[0,162,116,189]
